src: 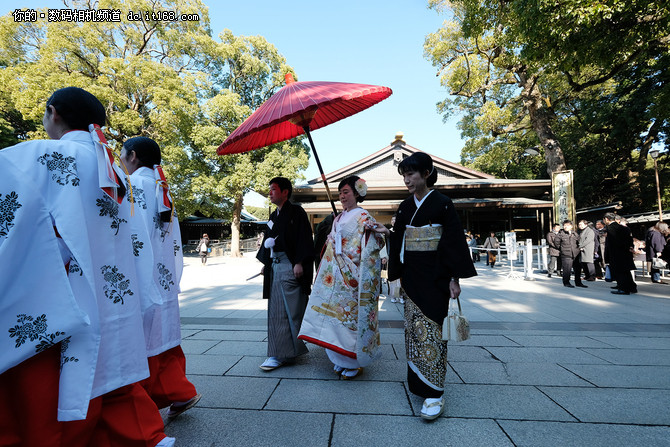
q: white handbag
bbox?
[652,257,668,269]
[442,297,470,342]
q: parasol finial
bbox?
[285,72,295,85]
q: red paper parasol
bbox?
[217,73,392,213]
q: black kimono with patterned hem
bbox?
[388,191,476,397]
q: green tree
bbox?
[0,0,309,252]
[245,205,269,221]
[425,0,670,212]
[425,1,570,176]
[188,30,309,257]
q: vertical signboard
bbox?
[552,170,575,224]
[504,231,517,261]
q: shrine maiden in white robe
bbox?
[299,208,384,367]
[126,166,184,356]
[0,131,149,421]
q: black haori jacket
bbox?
[256,200,315,299]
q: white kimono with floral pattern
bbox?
[0,132,148,421]
[299,208,383,366]
[126,167,184,356]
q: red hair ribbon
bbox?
[154,165,173,214]
[89,124,124,204]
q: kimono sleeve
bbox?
[436,196,477,283]
[256,213,275,267]
[387,205,407,282]
[293,205,315,267]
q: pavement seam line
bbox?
[261,377,283,410]
[447,361,467,384]
[222,356,246,376]
[494,419,518,446]
[401,382,416,417]
[327,414,336,446]
[534,385,581,422]
[555,363,600,387]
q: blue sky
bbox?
[11,1,463,183]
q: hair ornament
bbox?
[354,178,367,197]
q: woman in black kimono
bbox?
[388,152,477,420]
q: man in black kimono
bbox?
[256,177,314,370]
[604,213,637,295]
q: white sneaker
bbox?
[399,298,405,304]
[390,297,398,303]
[259,357,283,371]
[420,397,444,421]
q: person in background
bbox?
[594,220,607,279]
[197,233,210,265]
[483,232,500,268]
[604,213,637,295]
[645,222,668,284]
[467,231,479,262]
[557,220,587,289]
[546,223,561,278]
[578,220,596,281]
[120,136,201,419]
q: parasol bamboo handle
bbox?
[303,126,338,216]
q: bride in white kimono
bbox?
[299,176,389,379]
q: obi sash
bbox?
[405,224,443,252]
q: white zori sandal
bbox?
[420,397,444,420]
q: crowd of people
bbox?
[462,213,666,293]
[544,214,669,294]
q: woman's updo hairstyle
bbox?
[338,175,365,203]
[46,87,106,130]
[123,136,161,169]
[397,152,438,187]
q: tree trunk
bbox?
[637,119,662,173]
[230,194,243,258]
[518,70,568,176]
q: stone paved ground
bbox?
[164,254,670,446]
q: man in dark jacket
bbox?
[556,220,587,288]
[257,177,315,370]
[546,223,561,277]
[604,213,637,295]
[645,222,667,284]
